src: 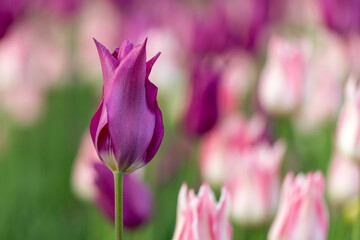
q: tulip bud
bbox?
[200,114,265,186]
[335,75,360,161]
[258,36,307,116]
[71,133,154,228]
[327,153,360,206]
[227,140,286,226]
[90,38,164,173]
[268,172,328,240]
[172,183,232,240]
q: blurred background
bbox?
[0,0,360,239]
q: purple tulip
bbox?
[93,163,153,228]
[0,0,25,39]
[319,0,360,35]
[90,38,164,174]
[184,61,220,136]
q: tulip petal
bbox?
[118,39,135,61]
[144,79,164,164]
[90,98,104,144]
[93,38,119,90]
[105,40,156,173]
[146,52,161,78]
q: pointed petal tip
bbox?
[93,38,109,52]
[93,37,101,46]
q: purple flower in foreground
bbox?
[94,163,153,228]
[90,38,164,174]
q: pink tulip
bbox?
[327,153,360,206]
[219,51,256,116]
[295,30,346,131]
[75,0,121,80]
[227,140,286,225]
[200,114,265,186]
[0,20,68,124]
[172,183,232,240]
[335,75,360,161]
[258,36,307,116]
[268,172,328,240]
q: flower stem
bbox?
[114,171,124,240]
[353,165,360,240]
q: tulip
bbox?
[328,153,360,207]
[268,172,328,240]
[0,21,68,125]
[318,0,360,36]
[200,114,266,186]
[258,36,307,116]
[71,133,153,228]
[336,75,360,161]
[221,0,271,51]
[183,61,220,136]
[219,51,256,116]
[295,30,346,131]
[189,4,228,55]
[90,38,163,240]
[0,0,25,39]
[227,140,286,226]
[90,38,164,174]
[172,183,232,240]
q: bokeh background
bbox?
[0,0,359,239]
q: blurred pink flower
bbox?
[335,75,360,161]
[75,0,121,81]
[327,153,360,206]
[268,172,328,240]
[172,183,232,240]
[0,20,68,124]
[227,140,286,225]
[219,51,256,116]
[72,132,100,201]
[295,30,346,131]
[200,114,266,186]
[258,36,307,116]
[346,34,360,74]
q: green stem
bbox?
[114,171,124,240]
[352,166,360,240]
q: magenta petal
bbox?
[144,79,164,163]
[105,40,156,172]
[118,39,135,61]
[146,52,161,78]
[90,99,104,144]
[93,38,119,90]
[184,62,220,135]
